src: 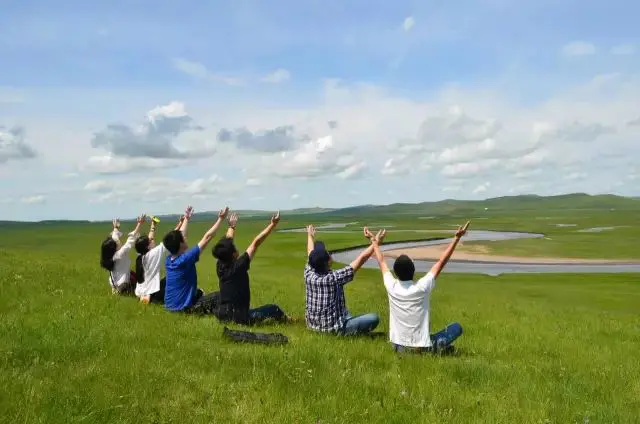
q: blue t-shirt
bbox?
[164,246,201,311]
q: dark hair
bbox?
[100,237,117,271]
[393,254,415,281]
[134,235,151,283]
[162,230,184,255]
[212,237,237,263]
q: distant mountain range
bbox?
[2,193,638,224]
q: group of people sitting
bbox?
[100,205,469,354]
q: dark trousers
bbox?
[186,290,221,314]
[393,322,463,354]
[217,303,287,325]
[149,278,166,304]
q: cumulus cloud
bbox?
[402,16,415,32]
[271,135,367,180]
[261,69,291,83]
[0,126,37,164]
[172,58,244,86]
[90,101,209,159]
[217,125,304,152]
[562,41,596,57]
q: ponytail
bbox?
[135,254,145,284]
[134,235,151,284]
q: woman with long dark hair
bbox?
[135,206,193,304]
[100,214,146,295]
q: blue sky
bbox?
[1,0,639,221]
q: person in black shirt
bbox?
[212,211,290,325]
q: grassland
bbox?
[1,205,639,423]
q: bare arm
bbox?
[178,206,194,242]
[246,212,280,259]
[367,228,389,274]
[306,225,315,255]
[197,207,229,251]
[429,221,470,279]
[114,215,146,260]
[225,213,238,239]
[148,220,158,243]
[349,244,375,272]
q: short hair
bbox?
[163,230,184,255]
[212,237,237,263]
[135,235,151,255]
[393,254,415,281]
[308,240,331,273]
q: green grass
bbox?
[1,210,640,423]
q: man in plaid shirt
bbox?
[303,224,382,335]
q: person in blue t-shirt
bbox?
[163,206,229,312]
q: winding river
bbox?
[280,228,640,275]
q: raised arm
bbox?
[225,213,238,239]
[246,211,280,259]
[114,214,146,260]
[348,227,380,272]
[197,207,229,251]
[110,218,122,242]
[366,228,389,274]
[429,221,470,279]
[178,206,194,242]
[306,225,316,255]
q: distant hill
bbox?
[1,193,637,224]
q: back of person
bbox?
[164,246,200,311]
[383,271,436,347]
[217,252,251,321]
[135,243,168,298]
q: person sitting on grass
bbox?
[134,206,193,304]
[212,211,291,325]
[100,214,146,295]
[368,222,470,354]
[163,206,229,313]
[303,224,383,336]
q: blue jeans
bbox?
[340,313,380,336]
[393,322,463,353]
[248,304,286,324]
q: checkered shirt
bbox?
[304,263,355,332]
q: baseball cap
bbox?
[308,241,331,272]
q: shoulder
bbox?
[383,271,398,290]
[416,271,436,291]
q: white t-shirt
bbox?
[135,243,169,297]
[109,230,138,290]
[383,271,436,347]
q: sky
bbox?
[1,0,639,221]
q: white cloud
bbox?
[565,171,587,181]
[562,41,596,57]
[83,155,189,174]
[472,182,491,194]
[172,58,245,86]
[611,44,635,56]
[245,178,262,186]
[290,193,299,200]
[84,180,112,193]
[261,69,291,84]
[402,16,415,32]
[21,195,46,204]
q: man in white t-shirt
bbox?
[368,221,470,354]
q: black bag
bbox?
[222,326,289,345]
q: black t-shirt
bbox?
[217,252,251,316]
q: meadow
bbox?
[1,206,639,423]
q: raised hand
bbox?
[271,211,281,225]
[228,213,239,227]
[455,221,470,239]
[375,229,386,244]
[112,218,121,230]
[307,225,316,237]
[137,214,147,225]
[184,205,194,220]
[363,227,375,241]
[218,206,229,219]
